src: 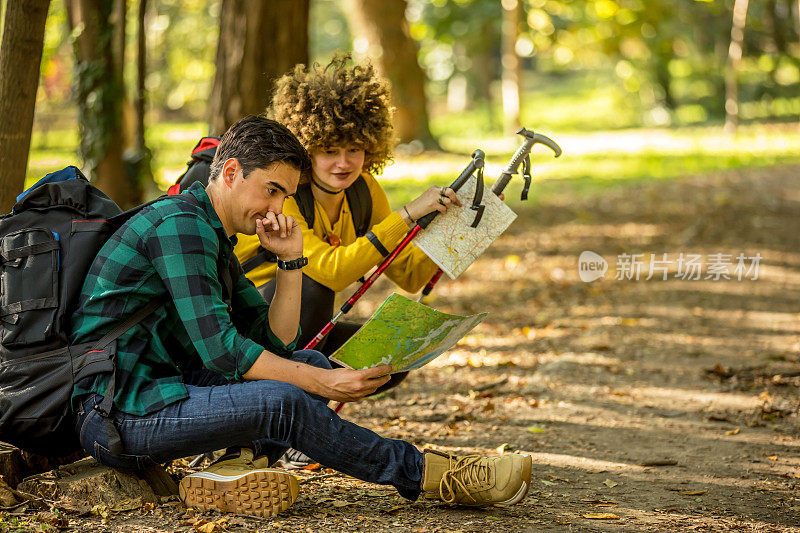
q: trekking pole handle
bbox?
[491,128,562,196]
[417,149,485,229]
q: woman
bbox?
[234,56,458,364]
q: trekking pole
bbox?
[416,127,562,303]
[304,149,486,354]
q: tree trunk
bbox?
[0,0,50,213]
[345,0,438,149]
[501,0,522,132]
[66,0,133,207]
[136,0,147,152]
[725,0,749,133]
[208,0,309,135]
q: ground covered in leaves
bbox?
[3,164,798,532]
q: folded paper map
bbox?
[414,175,517,279]
[329,293,486,373]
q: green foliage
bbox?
[310,0,352,63]
[145,0,219,119]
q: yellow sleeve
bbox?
[367,180,439,292]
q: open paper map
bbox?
[414,175,517,279]
[329,293,486,374]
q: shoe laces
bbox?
[439,455,490,504]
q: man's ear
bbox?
[220,158,240,187]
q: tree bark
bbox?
[345,0,438,149]
[725,0,749,133]
[66,0,133,207]
[501,0,522,132]
[208,0,309,135]
[0,0,51,213]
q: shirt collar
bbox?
[185,182,236,245]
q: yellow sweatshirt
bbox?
[234,172,439,293]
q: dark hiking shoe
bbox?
[276,448,318,470]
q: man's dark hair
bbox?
[209,115,311,181]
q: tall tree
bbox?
[208,0,309,135]
[725,0,750,132]
[66,0,135,207]
[0,0,51,213]
[501,0,522,132]
[345,0,438,148]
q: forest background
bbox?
[1,0,799,211]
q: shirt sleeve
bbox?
[368,179,439,293]
[228,270,300,357]
[143,213,266,379]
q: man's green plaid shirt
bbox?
[70,182,298,416]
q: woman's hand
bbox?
[401,186,462,227]
[256,212,303,260]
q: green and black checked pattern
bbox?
[70,183,298,416]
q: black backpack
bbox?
[0,167,233,457]
[171,138,372,273]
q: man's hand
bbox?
[256,212,303,260]
[319,365,393,403]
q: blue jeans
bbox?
[74,350,423,500]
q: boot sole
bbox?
[179,469,299,518]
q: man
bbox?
[70,115,532,517]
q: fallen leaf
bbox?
[726,427,741,435]
[382,505,406,515]
[110,498,143,512]
[302,462,321,471]
[620,318,638,326]
[526,426,545,434]
[540,480,556,486]
[581,499,617,504]
[91,505,110,519]
[195,521,221,533]
[602,479,619,488]
[331,500,351,508]
[35,511,69,528]
[504,255,521,269]
[582,512,620,520]
[679,491,707,496]
[194,520,222,533]
[768,455,779,461]
[496,443,514,454]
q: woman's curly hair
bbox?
[270,55,396,176]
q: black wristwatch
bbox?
[276,256,308,271]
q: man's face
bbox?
[229,161,300,235]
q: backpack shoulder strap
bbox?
[344,175,372,237]
[293,182,316,231]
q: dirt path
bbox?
[6,164,798,532]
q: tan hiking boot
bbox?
[421,450,532,506]
[179,448,299,517]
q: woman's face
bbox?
[311,146,366,191]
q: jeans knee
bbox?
[291,349,332,370]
